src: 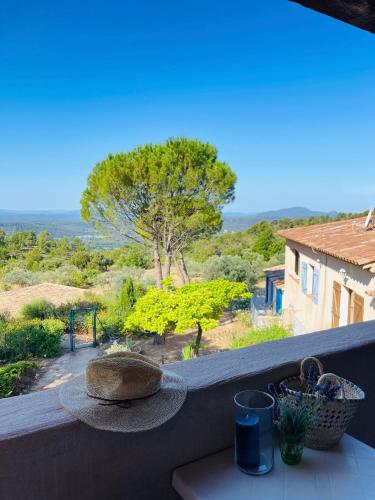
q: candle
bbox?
[235,412,260,472]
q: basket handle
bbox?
[316,373,345,399]
[299,356,324,384]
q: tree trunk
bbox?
[194,322,203,357]
[153,219,163,289]
[173,256,187,284]
[164,249,173,277]
[163,224,173,277]
[179,252,190,283]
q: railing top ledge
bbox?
[1,320,375,442]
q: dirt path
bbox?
[31,346,104,391]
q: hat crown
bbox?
[86,352,162,401]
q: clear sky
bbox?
[0,0,374,213]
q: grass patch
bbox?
[230,324,291,350]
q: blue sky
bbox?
[0,0,374,213]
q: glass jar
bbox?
[279,432,305,465]
[234,390,275,475]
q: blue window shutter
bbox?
[313,268,319,304]
[301,262,307,294]
[276,289,283,315]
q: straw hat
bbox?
[59,352,187,432]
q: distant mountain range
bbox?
[0,207,338,246]
[0,209,81,222]
[221,207,337,231]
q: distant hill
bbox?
[254,206,337,220]
[0,207,338,244]
[222,207,337,231]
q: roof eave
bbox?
[283,236,372,267]
[289,0,375,34]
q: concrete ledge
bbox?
[1,321,375,499]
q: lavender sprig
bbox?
[315,381,341,403]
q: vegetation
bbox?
[100,277,138,333]
[0,208,366,295]
[230,324,292,350]
[181,341,198,361]
[0,319,64,361]
[203,254,260,291]
[21,299,56,320]
[0,229,152,289]
[0,361,38,398]
[81,138,236,288]
[126,279,249,356]
[105,337,136,355]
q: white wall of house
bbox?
[283,240,375,335]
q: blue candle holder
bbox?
[234,390,275,475]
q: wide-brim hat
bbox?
[59,352,187,433]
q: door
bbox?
[331,281,341,328]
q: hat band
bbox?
[87,387,161,409]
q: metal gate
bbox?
[69,307,97,351]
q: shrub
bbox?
[21,299,56,320]
[117,246,152,269]
[0,361,38,398]
[2,319,63,360]
[230,324,291,350]
[41,318,65,336]
[203,255,258,291]
[3,267,35,286]
[0,313,9,331]
[111,277,137,325]
[105,338,135,355]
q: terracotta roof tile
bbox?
[278,217,375,267]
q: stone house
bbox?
[278,216,375,335]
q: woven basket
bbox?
[280,357,365,450]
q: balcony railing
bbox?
[1,320,375,500]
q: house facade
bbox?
[278,217,375,335]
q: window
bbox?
[294,250,300,276]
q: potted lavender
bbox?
[268,383,319,465]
